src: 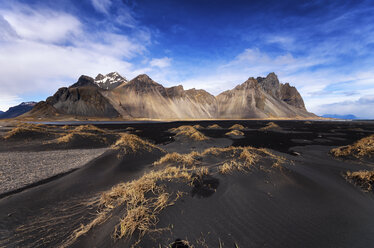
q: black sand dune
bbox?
[0,120,374,247]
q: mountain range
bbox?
[0,102,37,119]
[23,72,315,120]
[321,114,358,119]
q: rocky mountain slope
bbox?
[24,72,315,119]
[0,102,37,119]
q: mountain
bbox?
[0,102,37,119]
[94,72,127,90]
[216,73,310,118]
[102,74,218,119]
[322,114,358,119]
[24,72,315,119]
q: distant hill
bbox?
[0,102,37,119]
[322,114,358,119]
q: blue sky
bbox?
[1,0,374,118]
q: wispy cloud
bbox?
[150,57,172,68]
[315,95,374,119]
[1,6,81,43]
[91,0,112,15]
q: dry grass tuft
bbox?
[304,121,312,124]
[331,135,374,158]
[259,122,281,131]
[61,125,70,130]
[225,130,244,136]
[229,124,245,130]
[53,132,107,144]
[169,125,208,141]
[73,125,108,134]
[207,124,221,129]
[192,124,203,129]
[48,125,110,145]
[75,166,196,246]
[345,170,374,192]
[111,133,164,156]
[153,152,200,167]
[4,123,53,140]
[202,146,285,173]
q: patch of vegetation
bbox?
[69,165,208,247]
[169,125,208,141]
[66,145,285,247]
[155,146,285,173]
[73,124,108,134]
[345,170,374,192]
[3,123,55,140]
[53,132,108,145]
[111,133,165,156]
[47,125,111,146]
[206,124,222,129]
[192,124,203,129]
[259,122,281,131]
[153,152,200,167]
[229,124,245,130]
[331,135,374,158]
[225,130,244,137]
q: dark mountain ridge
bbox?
[0,102,37,119]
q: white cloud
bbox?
[91,0,112,14]
[0,2,151,111]
[150,57,172,68]
[0,93,22,112]
[315,96,374,119]
[2,9,81,43]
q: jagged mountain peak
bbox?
[70,75,96,88]
[94,71,127,90]
[233,77,258,91]
[130,74,157,84]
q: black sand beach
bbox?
[0,120,374,247]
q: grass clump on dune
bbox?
[225,130,244,137]
[111,133,164,156]
[169,125,208,141]
[331,135,374,158]
[345,170,374,192]
[68,166,198,247]
[155,146,285,174]
[202,146,285,173]
[3,123,53,140]
[153,151,200,166]
[66,145,285,246]
[192,124,203,129]
[259,122,281,131]
[53,132,107,144]
[229,124,245,130]
[48,125,110,145]
[73,124,107,133]
[207,124,221,129]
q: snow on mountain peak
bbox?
[94,72,127,90]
